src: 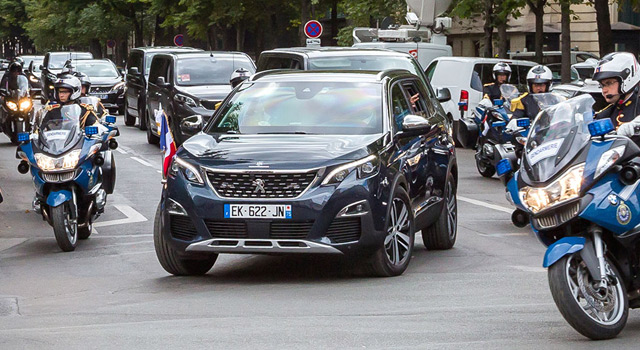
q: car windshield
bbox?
[31,60,43,72]
[308,56,417,73]
[75,61,119,78]
[48,53,92,69]
[176,57,254,86]
[209,81,383,135]
[36,105,84,155]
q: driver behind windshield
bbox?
[40,75,99,129]
[0,61,25,90]
[510,65,553,120]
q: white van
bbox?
[353,42,451,72]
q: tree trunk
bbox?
[560,1,571,83]
[299,0,310,46]
[594,0,614,56]
[89,39,102,58]
[526,0,546,63]
[497,21,508,58]
[331,0,338,46]
[236,22,245,51]
[483,0,494,58]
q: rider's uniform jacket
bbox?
[595,90,640,129]
[80,98,108,119]
[510,92,540,120]
[40,101,99,128]
[483,82,502,102]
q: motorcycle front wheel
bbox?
[548,253,628,340]
[51,202,79,252]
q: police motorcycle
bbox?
[499,94,640,339]
[0,75,33,144]
[16,105,119,251]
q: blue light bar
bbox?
[458,102,467,106]
[492,121,506,127]
[516,118,531,128]
[588,119,614,137]
[105,115,116,124]
[493,99,504,106]
[17,132,29,142]
[496,158,513,176]
[85,126,99,136]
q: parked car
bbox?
[74,59,125,114]
[154,69,458,277]
[546,63,581,85]
[26,57,44,98]
[124,46,202,128]
[572,58,599,80]
[551,79,607,111]
[509,50,598,65]
[144,51,255,146]
[425,57,536,146]
[40,52,93,102]
[16,55,44,73]
[256,47,454,124]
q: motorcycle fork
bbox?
[589,225,609,287]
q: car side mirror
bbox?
[39,64,45,70]
[128,67,140,75]
[397,115,432,138]
[436,87,451,103]
[156,76,170,88]
[118,68,126,76]
[181,115,204,134]
[0,88,7,97]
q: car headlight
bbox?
[519,163,584,213]
[6,101,17,111]
[174,94,199,108]
[29,75,39,83]
[110,81,125,93]
[34,150,81,171]
[169,156,204,184]
[595,145,625,179]
[322,155,379,185]
[19,99,32,111]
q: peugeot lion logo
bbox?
[252,178,266,194]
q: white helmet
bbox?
[493,62,512,81]
[526,65,553,92]
[593,52,640,95]
[54,75,82,102]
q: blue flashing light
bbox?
[516,118,531,128]
[105,115,116,124]
[85,126,99,136]
[588,119,614,137]
[17,132,29,142]
[493,99,504,106]
[458,102,467,106]
[496,158,513,176]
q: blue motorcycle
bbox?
[499,94,640,339]
[16,104,119,251]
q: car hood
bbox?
[89,77,123,86]
[178,85,231,101]
[180,133,385,170]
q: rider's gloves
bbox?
[617,116,640,137]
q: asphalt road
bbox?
[1,116,639,349]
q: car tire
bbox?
[368,186,415,277]
[423,173,457,250]
[124,100,135,126]
[138,103,147,130]
[153,203,217,276]
[147,110,160,145]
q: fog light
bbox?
[95,155,104,166]
[337,200,368,217]
[167,198,188,216]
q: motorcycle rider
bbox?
[77,72,107,119]
[483,62,511,102]
[0,61,25,90]
[215,68,252,110]
[510,65,553,120]
[40,75,99,129]
[593,52,640,139]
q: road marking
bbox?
[477,232,528,237]
[458,196,513,213]
[93,204,147,228]
[511,265,546,273]
[115,148,127,154]
[130,156,154,168]
[157,170,162,174]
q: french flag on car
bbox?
[158,108,176,178]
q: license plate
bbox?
[93,94,108,99]
[224,204,292,219]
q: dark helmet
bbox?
[8,61,23,74]
[230,68,250,88]
[54,75,82,102]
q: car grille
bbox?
[326,218,361,243]
[42,171,75,183]
[534,202,581,229]
[206,171,317,199]
[206,220,248,238]
[90,86,111,94]
[200,100,220,110]
[170,215,198,241]
[270,221,314,239]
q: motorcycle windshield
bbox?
[8,75,29,98]
[530,92,566,110]
[522,94,595,183]
[36,105,84,155]
[78,96,100,112]
[500,84,519,110]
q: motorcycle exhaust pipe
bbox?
[17,160,29,174]
[620,163,640,185]
[511,209,529,228]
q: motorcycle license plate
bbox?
[224,204,291,219]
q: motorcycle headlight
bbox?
[519,163,584,213]
[110,81,125,93]
[322,155,379,185]
[35,150,81,171]
[595,145,625,179]
[6,101,18,111]
[19,99,32,111]
[169,156,204,184]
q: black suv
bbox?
[40,52,93,102]
[154,69,458,277]
[123,46,202,128]
[75,59,125,114]
[145,51,255,145]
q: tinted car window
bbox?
[128,52,143,72]
[149,57,169,83]
[210,81,382,135]
[425,61,437,81]
[391,83,411,131]
[308,56,414,71]
[176,57,255,86]
[75,61,119,78]
[473,63,530,92]
[259,56,302,71]
[145,53,162,75]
